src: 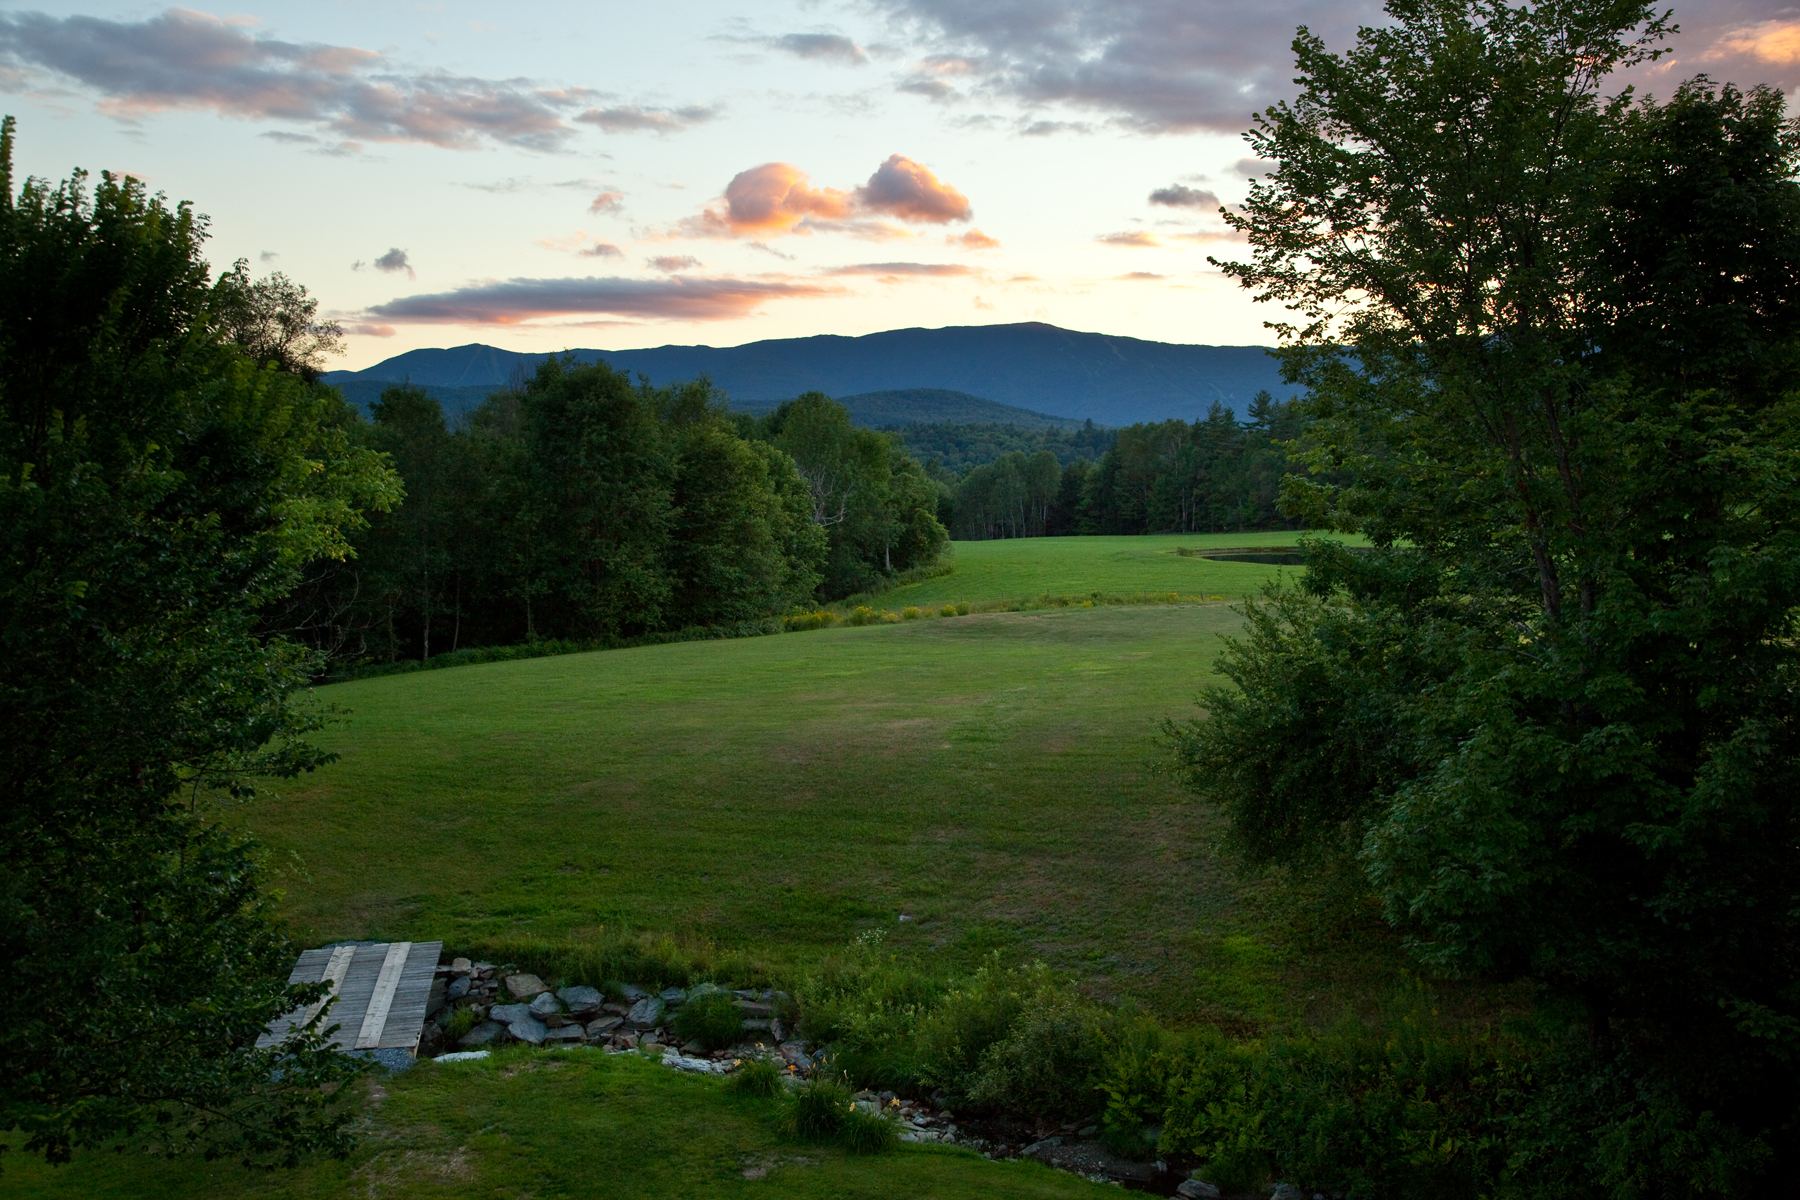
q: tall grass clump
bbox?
[778,1074,856,1139]
[727,1055,786,1098]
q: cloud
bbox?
[1098,230,1159,247]
[349,322,397,337]
[675,155,972,240]
[575,104,719,133]
[366,275,838,324]
[259,250,278,262]
[1234,158,1277,178]
[1148,183,1220,208]
[1705,20,1800,65]
[897,78,957,99]
[856,154,972,222]
[774,33,867,65]
[826,261,974,276]
[537,232,623,257]
[648,255,701,272]
[373,247,414,278]
[1115,271,1166,280]
[589,190,625,214]
[0,8,587,150]
[948,228,1000,250]
[874,0,1381,133]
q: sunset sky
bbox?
[3,0,1795,369]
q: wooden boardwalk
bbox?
[258,941,443,1056]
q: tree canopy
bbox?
[1175,2,1800,1191]
[0,118,397,1164]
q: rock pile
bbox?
[416,958,815,1070]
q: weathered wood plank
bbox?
[355,942,412,1049]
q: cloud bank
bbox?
[367,275,836,324]
[575,104,719,133]
[0,8,586,149]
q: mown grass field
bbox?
[3,1048,1118,1200]
[876,533,1329,609]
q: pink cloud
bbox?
[367,274,838,324]
[949,228,1000,250]
[825,262,974,277]
[678,155,973,240]
[855,154,971,222]
[1098,231,1159,247]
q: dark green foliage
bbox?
[288,364,829,660]
[673,992,745,1051]
[742,392,948,597]
[1178,2,1800,1191]
[0,119,390,1166]
[900,419,1114,474]
[942,396,1310,540]
[964,991,1109,1123]
[726,1056,786,1098]
[778,1075,855,1140]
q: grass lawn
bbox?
[875,533,1350,610]
[255,598,1420,1025]
[3,1048,1117,1200]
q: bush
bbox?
[673,991,745,1050]
[966,990,1110,1122]
[847,606,878,626]
[727,1055,786,1098]
[915,957,1039,1102]
[902,606,921,620]
[955,601,971,615]
[779,1074,855,1140]
[939,604,958,617]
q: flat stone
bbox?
[777,1042,814,1071]
[447,976,471,1001]
[601,1002,630,1017]
[585,1016,623,1038]
[450,957,473,973]
[659,986,687,1005]
[507,1015,550,1045]
[488,1002,533,1026]
[1177,1182,1222,1200]
[528,992,564,1020]
[434,1049,489,1063]
[742,1018,772,1032]
[458,1021,506,1047]
[505,973,549,1000]
[688,982,732,1002]
[558,985,604,1014]
[545,1024,585,1042]
[626,996,666,1028]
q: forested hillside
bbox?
[936,393,1307,540]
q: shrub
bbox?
[795,934,941,1091]
[673,991,745,1050]
[901,606,921,620]
[848,606,878,626]
[939,604,958,617]
[779,1074,855,1139]
[727,1055,786,1098]
[966,990,1110,1122]
[915,957,1039,1102]
[955,601,971,615]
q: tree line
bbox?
[938,393,1307,540]
[281,377,946,665]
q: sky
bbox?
[2,1,1796,370]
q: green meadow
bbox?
[872,532,1329,609]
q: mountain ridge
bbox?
[325,322,1287,427]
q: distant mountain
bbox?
[324,322,1286,427]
